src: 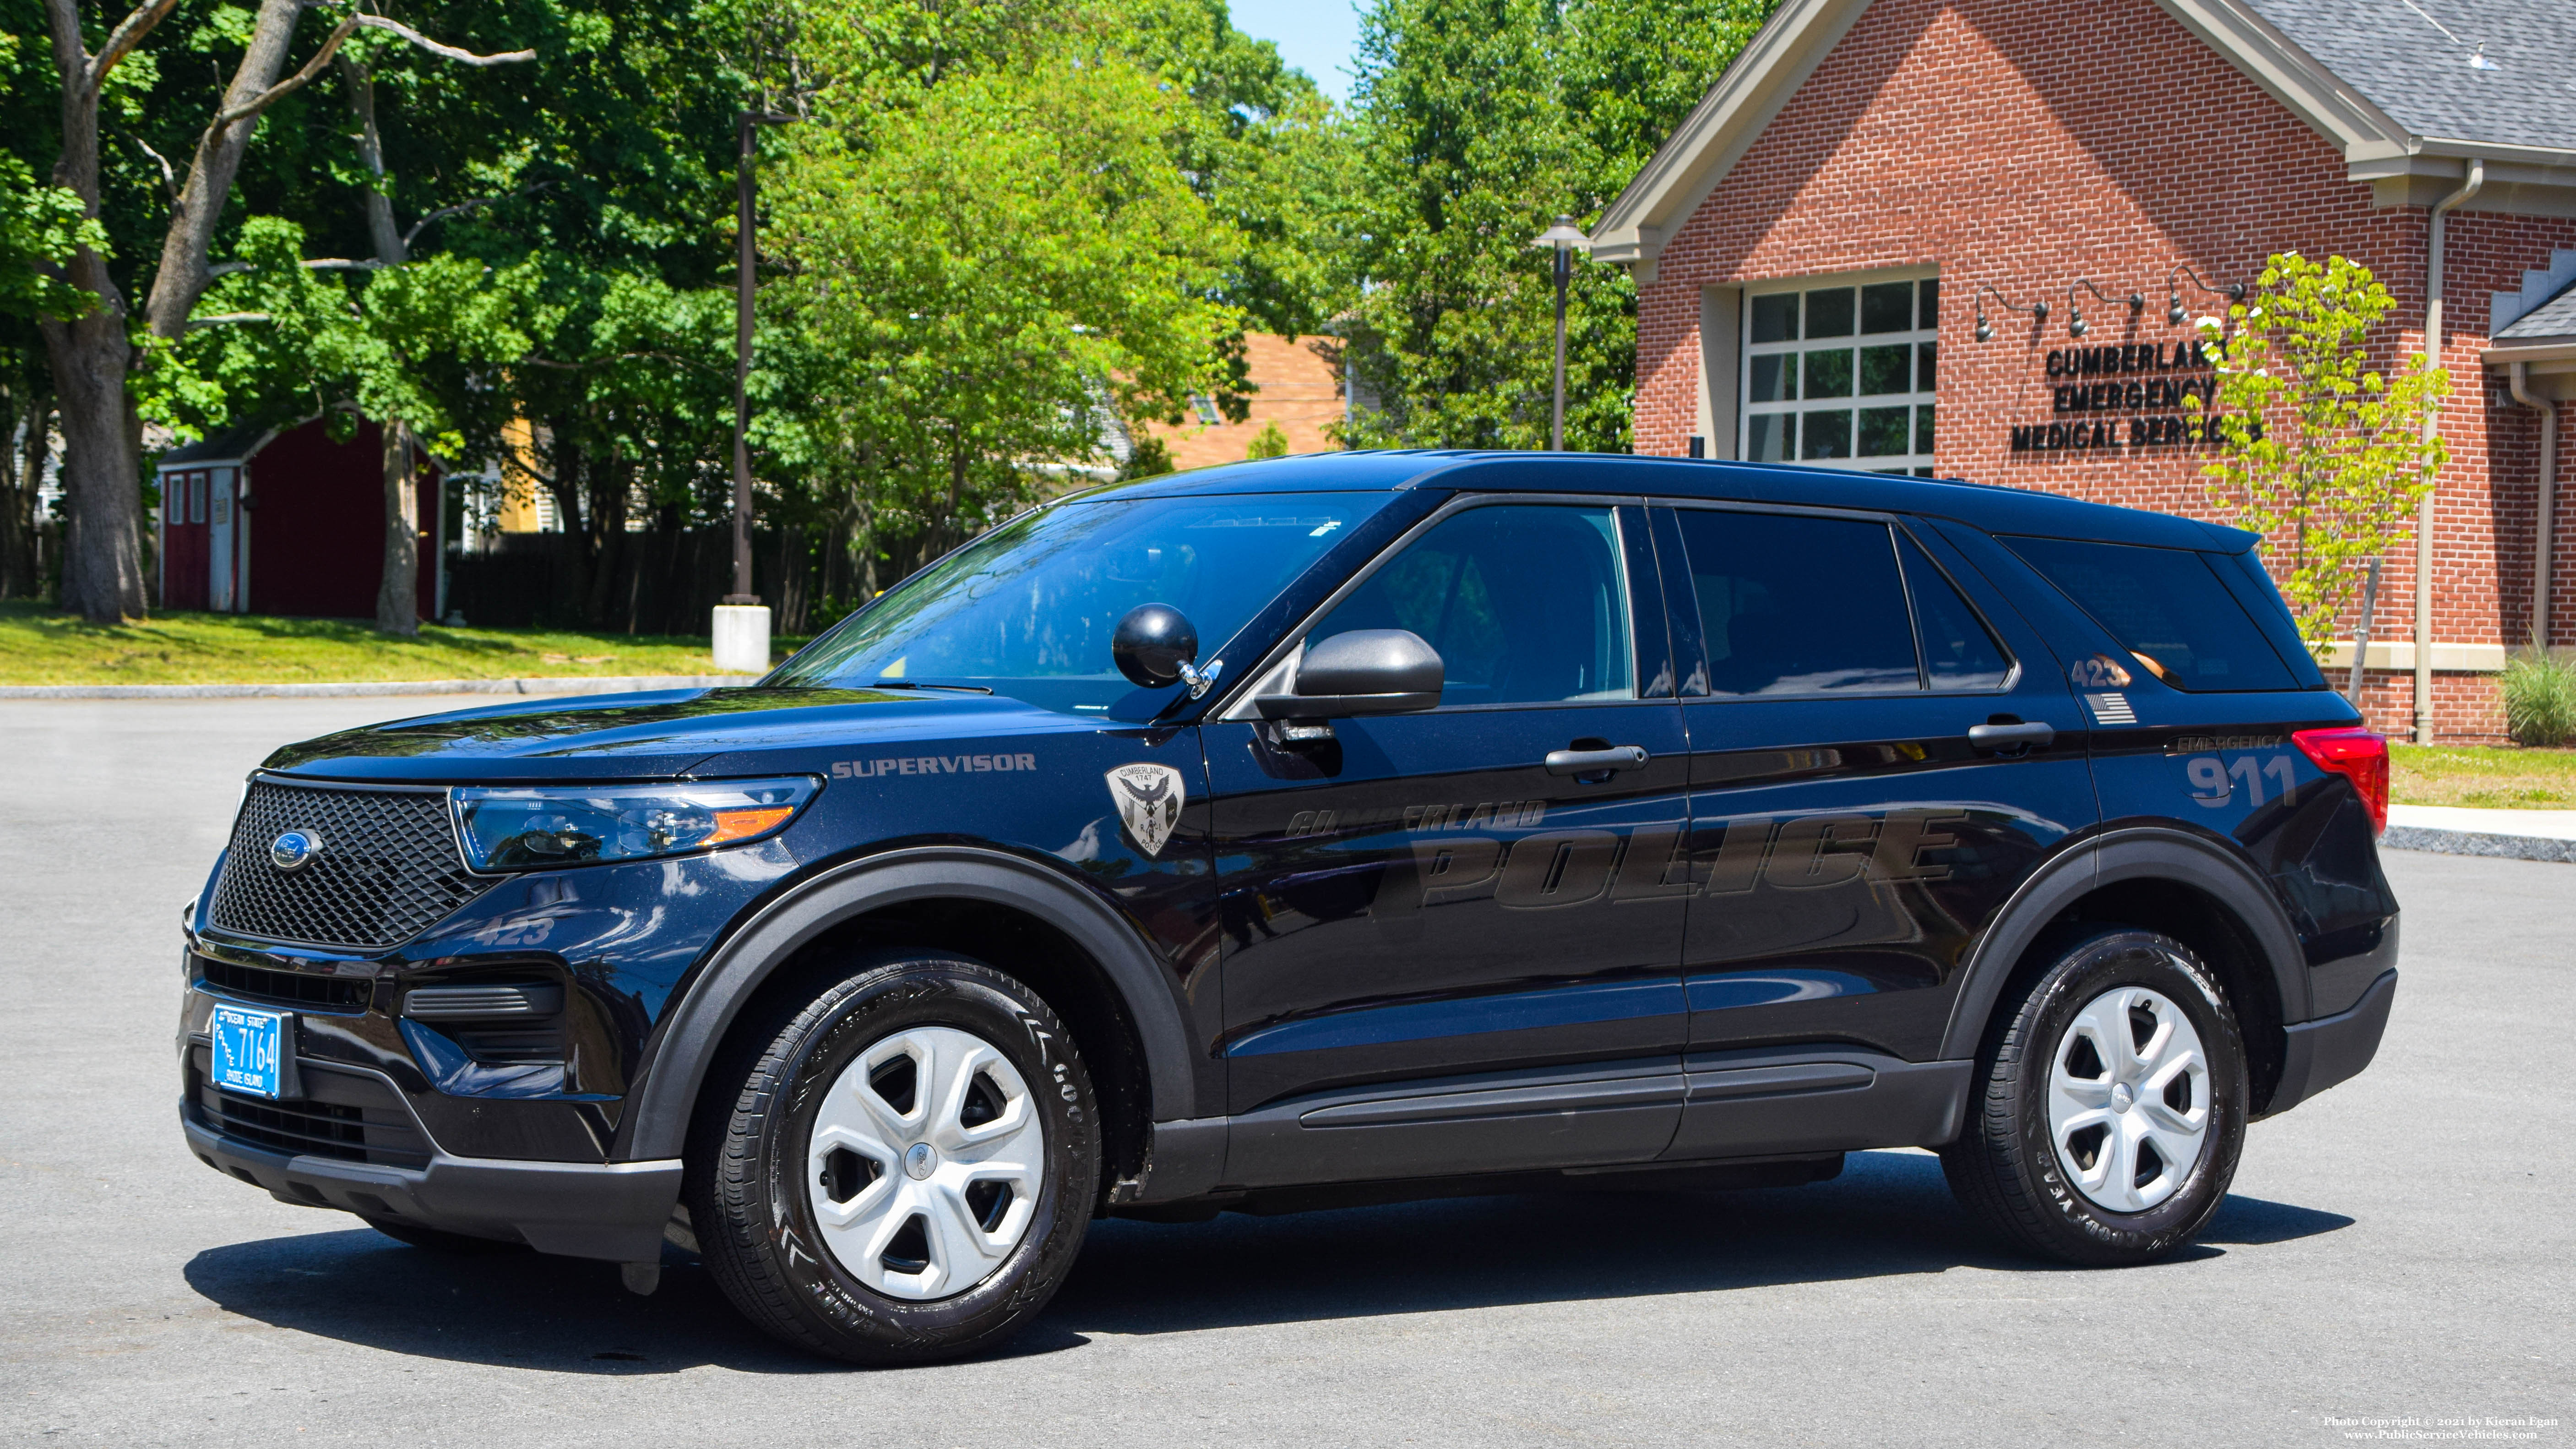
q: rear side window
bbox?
[1673,510,1918,694]
[2003,536,2298,692]
[1897,532,2013,690]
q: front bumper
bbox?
[182,1109,680,1261]
[2266,968,2397,1117]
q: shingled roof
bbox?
[1592,0,2576,281]
[2244,0,2576,155]
[2497,280,2576,342]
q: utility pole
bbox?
[729,108,757,610]
[712,108,769,675]
[710,28,805,675]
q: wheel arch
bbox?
[1939,828,2311,1112]
[613,846,1210,1172]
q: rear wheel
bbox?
[687,951,1100,1363]
[1941,927,2246,1264]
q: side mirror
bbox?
[1113,604,1200,688]
[1257,629,1442,719]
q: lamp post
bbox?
[1529,216,1590,452]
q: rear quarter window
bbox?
[2002,536,2303,692]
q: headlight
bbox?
[452,777,821,872]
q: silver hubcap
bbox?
[806,1025,1044,1301]
[2047,982,2210,1213]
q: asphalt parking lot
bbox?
[1,697,2567,1447]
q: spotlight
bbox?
[1973,282,2045,342]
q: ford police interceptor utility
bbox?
[179,451,2399,1363]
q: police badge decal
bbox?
[1106,763,1184,857]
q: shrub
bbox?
[2499,652,2576,746]
[1245,420,1291,460]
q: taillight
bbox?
[2292,726,2389,836]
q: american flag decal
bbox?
[2084,692,2137,726]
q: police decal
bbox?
[1107,763,1185,856]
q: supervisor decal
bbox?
[831,752,1038,779]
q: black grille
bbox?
[195,956,373,1011]
[450,1023,563,1065]
[189,1050,432,1168]
[208,780,492,950]
[207,1091,370,1160]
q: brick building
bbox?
[1588,0,2576,741]
[1137,333,1347,470]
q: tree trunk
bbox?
[542,422,591,625]
[375,422,419,635]
[40,0,305,621]
[40,308,145,620]
[141,0,306,344]
[581,449,627,627]
[39,0,145,620]
[342,52,424,634]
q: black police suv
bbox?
[181,451,2399,1362]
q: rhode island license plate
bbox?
[209,1003,290,1099]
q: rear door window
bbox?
[2003,536,2299,691]
[1671,509,1919,694]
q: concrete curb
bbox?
[2383,825,2576,865]
[0,675,755,701]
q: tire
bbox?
[686,949,1101,1364]
[362,1217,528,1254]
[1940,927,2247,1265]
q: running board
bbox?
[1665,1046,1973,1161]
[1202,1048,1972,1194]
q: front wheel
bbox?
[688,951,1101,1363]
[1941,927,2247,1265]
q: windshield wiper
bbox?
[870,680,995,694]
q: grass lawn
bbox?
[0,602,772,686]
[2391,744,2576,810]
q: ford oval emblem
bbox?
[269,829,323,872]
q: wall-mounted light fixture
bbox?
[1973,281,2047,342]
[2065,279,2145,339]
[2164,264,2246,326]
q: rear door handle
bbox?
[1967,721,2055,752]
[1545,745,1650,776]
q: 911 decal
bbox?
[2184,752,2298,808]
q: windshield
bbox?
[770,491,1394,716]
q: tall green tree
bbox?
[166,0,750,630]
[26,0,533,622]
[771,38,1240,576]
[1338,0,1769,452]
[757,0,1315,603]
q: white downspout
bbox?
[2510,361,2558,658]
[2415,156,2484,744]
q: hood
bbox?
[260,686,1092,784]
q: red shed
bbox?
[156,419,444,620]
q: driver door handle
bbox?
[1545,745,1650,776]
[1967,720,2055,752]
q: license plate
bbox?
[209,1004,290,1099]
